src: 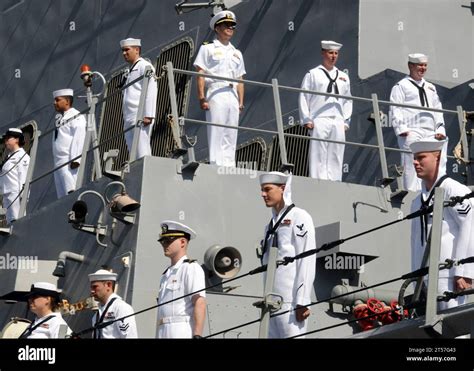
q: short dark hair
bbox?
[49,296,60,312]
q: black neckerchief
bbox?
[0,149,23,173]
[54,113,64,141]
[419,175,449,245]
[93,297,118,339]
[260,204,295,262]
[408,79,429,107]
[319,68,339,94]
[119,58,142,88]
[19,314,56,339]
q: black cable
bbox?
[444,192,474,207]
[280,207,435,267]
[29,124,136,185]
[438,288,474,301]
[206,269,420,338]
[206,261,464,338]
[70,265,267,337]
[41,73,146,138]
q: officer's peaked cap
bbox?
[158,220,196,242]
[210,10,236,30]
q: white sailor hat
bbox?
[120,38,141,48]
[259,171,289,185]
[408,53,428,64]
[53,89,74,98]
[158,220,196,241]
[210,10,236,30]
[410,138,445,154]
[26,282,61,299]
[259,171,293,206]
[88,269,118,282]
[321,40,342,50]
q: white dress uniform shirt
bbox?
[52,107,86,198]
[390,77,446,191]
[262,205,317,338]
[0,147,30,223]
[122,57,158,159]
[299,65,352,180]
[156,255,206,338]
[25,312,72,339]
[194,39,246,167]
[92,293,138,338]
[411,175,474,309]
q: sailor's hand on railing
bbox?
[70,161,80,170]
[435,133,446,140]
[304,122,314,130]
[199,98,209,110]
[399,131,409,137]
[142,117,153,126]
[454,276,472,292]
[295,305,311,322]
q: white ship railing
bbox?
[9,62,470,222]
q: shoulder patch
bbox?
[202,41,210,45]
[184,259,197,264]
[456,204,471,215]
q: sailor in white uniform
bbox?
[89,269,138,338]
[120,38,158,159]
[156,221,206,338]
[20,282,71,339]
[390,53,446,192]
[259,172,317,338]
[52,89,86,198]
[299,40,352,181]
[0,128,30,224]
[194,10,246,167]
[410,139,473,310]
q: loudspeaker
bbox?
[204,245,242,279]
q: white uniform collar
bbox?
[35,311,60,321]
[100,293,120,309]
[272,204,291,220]
[407,75,426,85]
[319,64,338,73]
[169,255,188,270]
[213,39,234,49]
[62,107,78,120]
[422,170,447,198]
[7,147,23,156]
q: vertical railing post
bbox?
[77,88,102,188]
[371,93,390,181]
[258,239,280,339]
[271,79,292,171]
[456,106,469,163]
[424,187,444,329]
[166,62,183,149]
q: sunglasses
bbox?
[159,237,179,245]
[220,22,236,29]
